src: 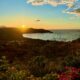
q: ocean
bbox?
[23,30,80,41]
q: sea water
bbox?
[23,30,80,41]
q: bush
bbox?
[43,73,58,80]
[59,66,80,80]
[63,55,80,68]
[6,68,27,80]
[28,56,48,77]
[0,56,9,72]
[0,56,28,80]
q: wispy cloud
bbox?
[27,0,47,6]
[26,0,80,16]
[64,0,80,16]
[27,0,76,6]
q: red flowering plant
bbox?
[59,66,80,80]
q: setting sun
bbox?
[17,25,27,32]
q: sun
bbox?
[21,25,26,28]
[17,25,27,32]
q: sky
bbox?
[0,0,80,29]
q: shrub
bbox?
[43,73,58,80]
[28,56,48,77]
[59,66,80,80]
[6,68,27,80]
[63,55,80,68]
[0,56,9,72]
[0,56,28,80]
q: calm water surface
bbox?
[23,30,80,41]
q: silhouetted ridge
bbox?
[24,28,52,33]
[0,28,22,40]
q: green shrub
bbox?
[0,56,28,80]
[63,55,80,68]
[0,56,9,72]
[0,72,7,80]
[28,56,48,77]
[43,73,58,80]
[6,69,27,80]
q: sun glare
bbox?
[18,25,27,32]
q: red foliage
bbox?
[59,66,80,80]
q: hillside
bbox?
[0,27,52,40]
[24,28,52,33]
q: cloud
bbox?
[27,0,76,6]
[27,0,80,16]
[64,0,80,16]
[27,0,47,6]
[67,9,80,16]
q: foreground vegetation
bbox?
[0,55,80,80]
[0,38,80,80]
